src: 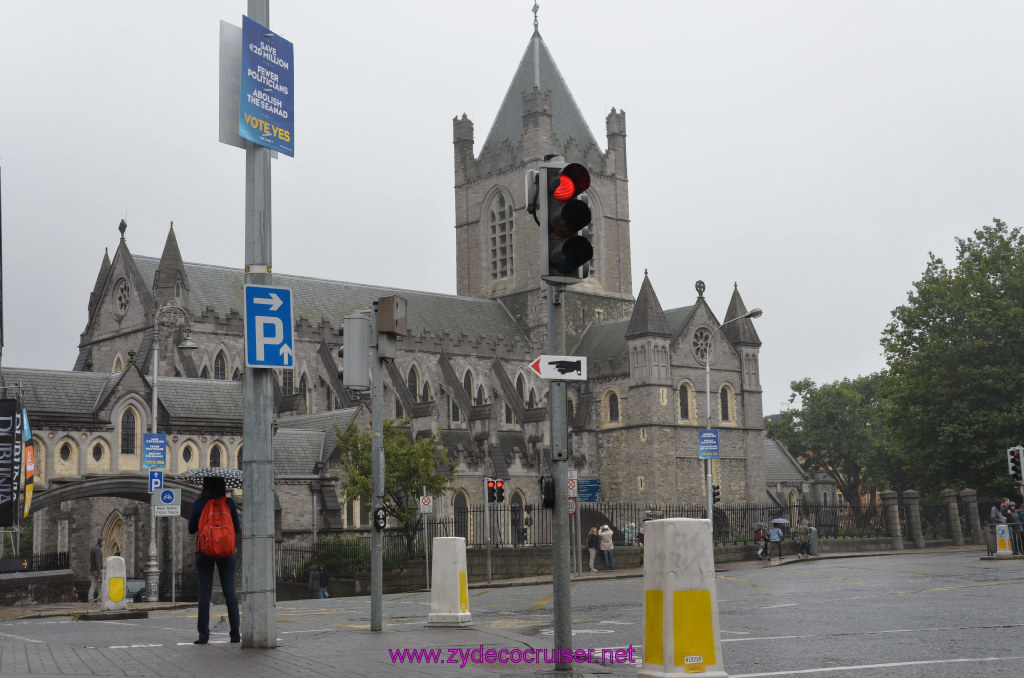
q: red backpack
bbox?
[197,497,236,558]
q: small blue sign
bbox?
[699,429,719,460]
[578,478,601,502]
[143,433,167,469]
[149,470,163,494]
[240,15,294,156]
[244,285,294,368]
[160,489,175,504]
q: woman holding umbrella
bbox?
[188,475,241,644]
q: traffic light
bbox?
[1009,447,1024,484]
[487,479,497,503]
[373,507,387,531]
[538,159,593,283]
[540,475,555,509]
[495,479,505,503]
[339,314,369,390]
[712,484,721,504]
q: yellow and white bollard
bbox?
[995,524,1014,556]
[639,518,729,678]
[101,555,129,612]
[426,537,472,626]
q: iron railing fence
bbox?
[277,531,414,581]
[919,502,952,541]
[30,550,69,572]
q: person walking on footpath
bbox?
[768,523,784,561]
[188,476,241,644]
[795,516,812,559]
[87,536,105,603]
[599,524,616,570]
[587,527,600,572]
[309,564,321,599]
[318,564,330,599]
[753,526,768,560]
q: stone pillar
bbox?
[901,490,926,549]
[959,489,983,546]
[940,489,964,547]
[881,490,903,551]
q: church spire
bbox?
[722,283,762,347]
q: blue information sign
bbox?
[699,429,720,459]
[143,433,167,469]
[244,285,294,368]
[578,478,601,502]
[239,15,294,156]
[149,470,163,494]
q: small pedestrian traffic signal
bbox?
[540,475,555,509]
[495,479,505,503]
[712,484,721,504]
[373,507,387,531]
[1008,446,1024,484]
[487,479,497,503]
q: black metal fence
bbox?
[277,531,415,582]
[919,502,952,541]
[31,550,69,571]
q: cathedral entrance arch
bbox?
[101,511,124,559]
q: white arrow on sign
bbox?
[279,343,293,365]
[528,355,588,381]
[254,292,283,311]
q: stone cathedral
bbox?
[6,20,782,585]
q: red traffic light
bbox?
[487,480,496,488]
[552,163,590,201]
[495,480,504,489]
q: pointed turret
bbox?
[722,283,762,347]
[625,271,670,339]
[88,248,112,319]
[153,222,189,308]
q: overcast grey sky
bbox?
[3,1,1024,415]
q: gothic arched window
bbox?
[120,409,137,455]
[299,375,307,394]
[489,193,514,279]
[407,366,419,402]
[210,445,222,468]
[282,369,293,396]
[214,352,227,380]
[421,382,431,403]
[476,385,485,406]
[463,371,473,400]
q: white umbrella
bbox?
[771,518,790,525]
[177,466,243,489]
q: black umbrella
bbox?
[751,522,767,531]
[177,466,243,489]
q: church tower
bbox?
[453,10,634,350]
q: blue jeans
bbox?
[602,550,615,569]
[195,552,240,642]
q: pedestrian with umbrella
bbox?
[752,522,768,560]
[181,469,242,644]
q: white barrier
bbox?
[100,555,129,612]
[995,524,1014,555]
[639,518,729,678]
[426,537,472,626]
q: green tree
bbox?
[334,420,459,556]
[767,373,895,519]
[881,219,1024,497]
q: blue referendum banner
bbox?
[698,428,719,460]
[143,433,167,470]
[0,399,23,527]
[239,15,294,156]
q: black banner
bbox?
[0,398,22,527]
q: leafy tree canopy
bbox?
[334,420,458,534]
[767,373,896,511]
[881,219,1024,497]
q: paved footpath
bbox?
[0,545,988,677]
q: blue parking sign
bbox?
[149,470,163,494]
[244,285,294,368]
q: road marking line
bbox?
[719,575,772,596]
[730,654,1024,676]
[0,632,44,643]
[529,593,553,612]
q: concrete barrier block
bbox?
[426,537,472,627]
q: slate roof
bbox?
[133,257,530,346]
[276,408,360,465]
[625,274,671,339]
[481,30,600,156]
[722,285,762,347]
[273,428,326,476]
[763,438,807,483]
[1,367,118,415]
[145,376,243,420]
[574,306,696,366]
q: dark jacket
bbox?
[89,539,104,573]
[309,568,320,592]
[319,567,330,588]
[587,532,600,550]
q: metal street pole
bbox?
[484,477,492,583]
[547,283,572,671]
[240,0,277,649]
[144,324,161,602]
[370,301,384,631]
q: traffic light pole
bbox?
[547,282,573,671]
[484,476,492,584]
